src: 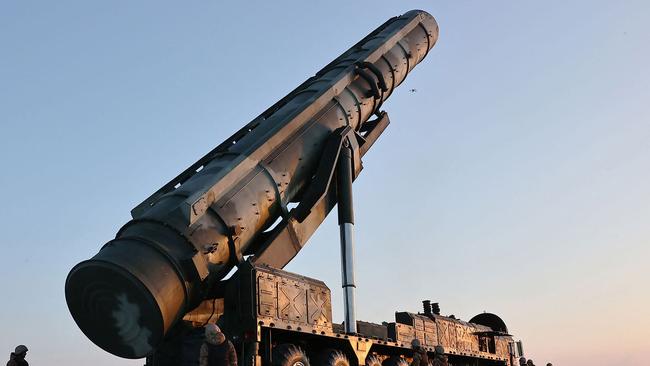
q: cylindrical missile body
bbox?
[66,10,438,358]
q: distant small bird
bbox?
[409,88,417,93]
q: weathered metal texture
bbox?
[454,322,469,352]
[388,311,512,362]
[469,313,509,334]
[233,263,383,366]
[220,260,334,341]
[356,321,389,340]
[392,312,438,349]
[387,322,416,347]
[436,317,457,351]
[465,324,481,353]
[194,262,518,366]
[181,298,224,326]
[423,317,438,348]
[65,10,438,359]
[308,284,332,327]
[255,263,333,330]
[495,336,511,361]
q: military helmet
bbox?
[205,323,221,337]
[15,345,28,355]
[411,339,421,348]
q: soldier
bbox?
[410,339,428,366]
[199,324,237,366]
[432,346,448,366]
[7,345,28,366]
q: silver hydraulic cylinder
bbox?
[337,142,357,334]
[340,222,356,333]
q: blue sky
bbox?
[1,1,649,365]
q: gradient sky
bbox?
[1,1,649,365]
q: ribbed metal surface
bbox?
[66,10,439,359]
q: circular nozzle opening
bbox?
[66,261,164,358]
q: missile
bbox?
[65,9,438,358]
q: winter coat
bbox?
[199,331,237,366]
[410,348,428,366]
[7,353,28,366]
[432,354,448,366]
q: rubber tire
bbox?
[315,349,350,366]
[273,344,310,366]
[366,355,383,366]
[382,357,408,366]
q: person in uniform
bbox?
[199,324,237,366]
[410,339,428,366]
[432,346,448,366]
[7,345,28,366]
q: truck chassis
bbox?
[147,262,522,366]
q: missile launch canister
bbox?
[66,10,438,359]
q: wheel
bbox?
[365,355,383,366]
[382,356,408,366]
[315,349,350,366]
[273,344,310,366]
